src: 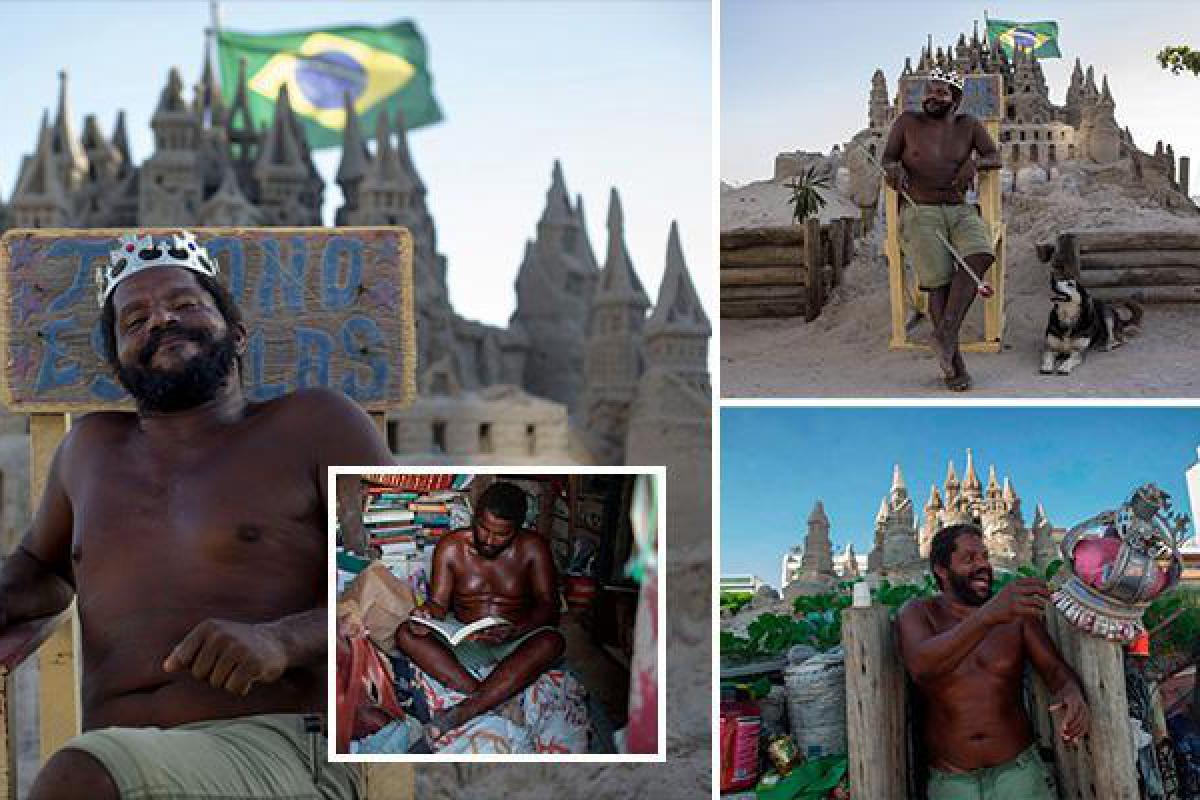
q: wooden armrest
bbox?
[0,614,65,677]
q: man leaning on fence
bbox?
[0,230,392,800]
[896,523,1090,800]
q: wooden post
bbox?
[1059,233,1083,280]
[1031,606,1139,800]
[829,218,845,288]
[1179,156,1190,198]
[844,606,908,800]
[884,187,908,348]
[29,414,79,764]
[804,217,824,321]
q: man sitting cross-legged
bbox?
[394,482,565,744]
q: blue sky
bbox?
[722,1,1200,185]
[721,406,1200,587]
[0,1,713,335]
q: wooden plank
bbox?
[364,764,415,799]
[1058,232,1083,281]
[720,267,806,287]
[720,286,806,302]
[885,188,908,348]
[843,606,907,800]
[720,246,805,268]
[829,218,846,288]
[0,227,417,413]
[720,226,805,249]
[1074,230,1200,252]
[1080,267,1200,288]
[804,217,823,322]
[720,299,807,319]
[29,414,79,765]
[984,222,1006,346]
[1080,250,1200,269]
[1090,285,1200,304]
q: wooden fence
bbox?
[844,604,1138,800]
[1048,229,1200,304]
[720,216,857,321]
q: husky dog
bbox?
[1040,276,1142,375]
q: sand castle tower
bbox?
[800,501,834,575]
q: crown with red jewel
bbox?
[928,66,965,91]
[96,230,220,307]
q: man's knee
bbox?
[30,747,119,800]
[527,628,566,663]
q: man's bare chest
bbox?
[454,554,532,598]
[904,120,974,165]
[934,614,1025,677]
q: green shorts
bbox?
[900,203,994,289]
[65,713,362,800]
[445,614,560,681]
[927,745,1058,800]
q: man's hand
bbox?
[406,603,446,637]
[953,158,978,192]
[469,623,517,646]
[978,578,1051,627]
[163,619,288,696]
[1049,681,1090,744]
[884,162,910,192]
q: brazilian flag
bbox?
[216,21,442,149]
[985,18,1062,59]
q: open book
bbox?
[409,614,511,647]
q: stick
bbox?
[851,141,994,297]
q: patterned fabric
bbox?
[625,473,660,754]
[412,666,590,754]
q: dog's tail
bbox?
[1114,299,1143,332]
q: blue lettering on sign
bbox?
[203,237,246,299]
[246,330,288,401]
[87,318,126,401]
[46,239,113,312]
[255,238,308,316]
[34,319,81,391]
[322,237,363,309]
[295,327,332,389]
[341,316,388,402]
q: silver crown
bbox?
[928,66,965,91]
[96,230,219,307]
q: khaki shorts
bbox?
[900,203,994,289]
[927,745,1058,800]
[66,713,362,800]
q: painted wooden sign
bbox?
[0,226,416,412]
[898,73,1004,122]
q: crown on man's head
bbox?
[97,230,220,307]
[928,66,965,92]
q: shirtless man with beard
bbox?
[896,524,1090,800]
[3,231,393,799]
[883,67,1001,391]
[394,481,564,743]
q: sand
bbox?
[721,171,1200,397]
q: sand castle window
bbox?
[526,424,537,455]
[479,423,494,453]
[1048,144,1057,163]
[432,421,447,453]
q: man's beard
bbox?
[948,566,993,606]
[116,325,237,412]
[473,531,511,560]
[923,97,955,118]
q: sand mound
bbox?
[720,179,861,230]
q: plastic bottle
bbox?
[720,686,762,793]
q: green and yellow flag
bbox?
[985,18,1061,59]
[216,21,442,149]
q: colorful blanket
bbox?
[413,666,590,754]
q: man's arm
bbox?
[972,118,1002,170]
[896,578,1051,682]
[407,535,455,636]
[0,434,78,628]
[881,115,910,190]
[1024,616,1090,743]
[300,388,395,512]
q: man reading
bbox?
[4,231,393,799]
[896,524,1090,800]
[394,481,565,743]
[883,67,1002,391]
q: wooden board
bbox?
[1081,267,1200,288]
[898,73,1004,122]
[720,267,806,287]
[720,226,805,249]
[719,299,807,318]
[720,286,806,302]
[0,227,416,412]
[1080,250,1200,269]
[1070,230,1200,252]
[1090,285,1200,304]
[720,246,805,268]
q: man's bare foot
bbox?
[425,707,467,745]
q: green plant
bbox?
[1145,586,1200,677]
[1158,45,1200,76]
[784,165,829,223]
[720,590,754,615]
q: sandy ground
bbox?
[721,175,1200,397]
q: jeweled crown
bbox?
[928,66,965,91]
[96,230,220,307]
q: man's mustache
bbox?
[138,325,210,365]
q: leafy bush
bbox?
[721,591,755,615]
